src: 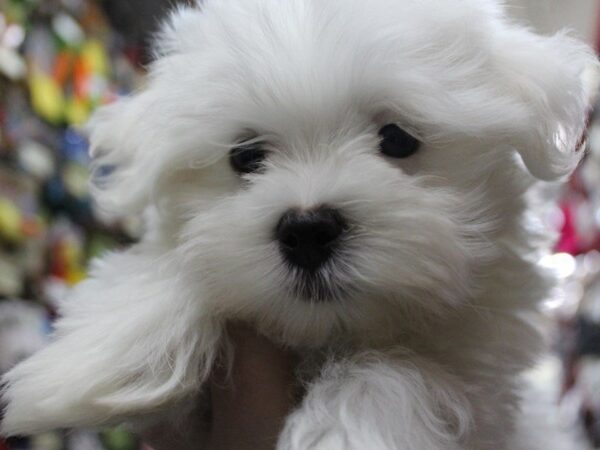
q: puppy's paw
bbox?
[278,352,470,450]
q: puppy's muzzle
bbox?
[276,207,347,272]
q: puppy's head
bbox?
[89,0,596,346]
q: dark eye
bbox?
[229,143,267,174]
[378,124,421,158]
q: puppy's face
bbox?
[90,0,593,346]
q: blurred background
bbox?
[0,1,599,449]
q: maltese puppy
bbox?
[1,0,597,448]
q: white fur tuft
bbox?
[1,247,221,435]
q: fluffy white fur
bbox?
[1,0,597,448]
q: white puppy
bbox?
[1,0,597,448]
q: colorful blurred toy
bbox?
[0,0,144,448]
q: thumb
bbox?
[208,324,296,450]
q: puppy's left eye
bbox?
[229,143,267,174]
[378,124,421,158]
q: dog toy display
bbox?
[0,1,143,449]
[1,0,598,449]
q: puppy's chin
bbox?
[207,269,421,349]
[290,271,341,303]
[249,291,407,350]
[287,260,361,304]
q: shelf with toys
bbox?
[0,1,149,449]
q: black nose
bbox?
[276,207,347,271]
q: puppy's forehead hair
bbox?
[159,0,506,137]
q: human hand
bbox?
[143,324,296,450]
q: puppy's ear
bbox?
[495,27,598,180]
[1,246,221,435]
[88,4,206,216]
[88,95,156,215]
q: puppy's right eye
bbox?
[229,143,267,174]
[378,124,421,159]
